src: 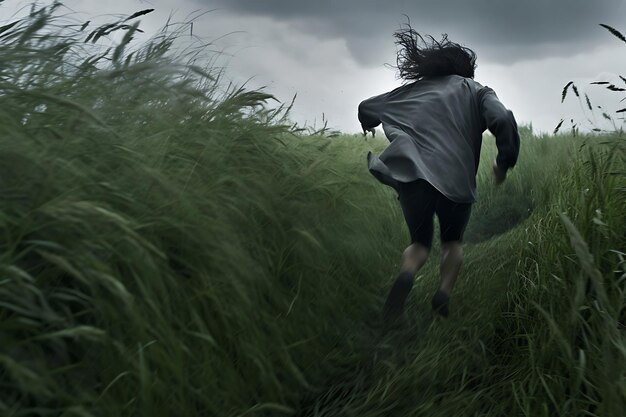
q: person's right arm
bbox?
[478,87,520,183]
[358,92,388,133]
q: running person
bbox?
[358,25,520,319]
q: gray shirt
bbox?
[358,74,520,203]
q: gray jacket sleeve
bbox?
[358,92,387,129]
[478,87,520,171]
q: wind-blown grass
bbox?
[0,4,624,417]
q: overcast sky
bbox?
[3,0,626,134]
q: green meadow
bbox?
[1,5,624,417]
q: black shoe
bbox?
[382,271,414,320]
[431,290,450,318]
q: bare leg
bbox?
[401,242,430,275]
[383,242,429,318]
[431,240,463,318]
[438,240,463,295]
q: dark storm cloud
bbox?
[201,0,626,65]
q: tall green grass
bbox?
[0,4,624,417]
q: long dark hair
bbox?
[393,23,477,80]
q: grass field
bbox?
[1,5,625,417]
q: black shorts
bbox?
[397,179,472,249]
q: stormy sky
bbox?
[3,0,626,134]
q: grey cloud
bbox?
[199,0,626,65]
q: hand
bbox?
[492,159,506,185]
[362,126,376,137]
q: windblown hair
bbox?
[393,23,477,80]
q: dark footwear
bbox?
[431,290,450,318]
[382,271,415,320]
